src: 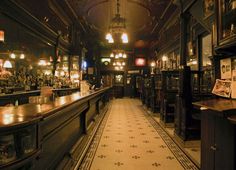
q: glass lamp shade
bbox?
[10,53,16,59]
[162,55,168,62]
[121,33,128,43]
[150,62,156,67]
[3,60,12,68]
[108,38,114,43]
[20,54,25,59]
[106,33,112,40]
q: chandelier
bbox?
[105,0,128,44]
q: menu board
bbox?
[212,79,231,98]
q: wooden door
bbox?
[201,110,215,170]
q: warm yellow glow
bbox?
[115,66,119,70]
[106,33,112,40]
[123,54,127,58]
[108,38,114,43]
[113,62,116,66]
[150,62,156,67]
[44,70,51,75]
[192,60,197,65]
[71,73,79,79]
[3,60,12,68]
[55,71,59,76]
[10,53,16,59]
[0,30,4,42]
[122,62,125,66]
[206,61,212,66]
[115,54,119,58]
[120,66,123,69]
[119,53,122,57]
[110,53,114,58]
[63,66,68,71]
[18,116,24,122]
[162,55,168,62]
[38,59,47,66]
[121,33,128,43]
[3,113,14,125]
[60,71,65,76]
[20,54,25,59]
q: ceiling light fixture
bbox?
[105,0,128,44]
[3,60,12,68]
[110,49,127,59]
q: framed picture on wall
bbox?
[203,0,214,18]
[220,58,231,79]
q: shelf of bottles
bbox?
[0,53,80,94]
[218,0,236,44]
[70,56,80,87]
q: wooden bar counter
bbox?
[193,98,236,170]
[0,87,80,106]
[0,87,111,170]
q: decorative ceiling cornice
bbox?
[127,0,151,17]
[86,0,109,16]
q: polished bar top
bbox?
[0,87,109,129]
[0,87,79,97]
[193,98,236,113]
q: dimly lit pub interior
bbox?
[0,0,236,169]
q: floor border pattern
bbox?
[139,105,199,170]
[78,101,112,170]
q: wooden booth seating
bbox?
[160,70,179,125]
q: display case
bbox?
[0,124,39,169]
[215,0,236,53]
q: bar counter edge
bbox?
[0,87,112,170]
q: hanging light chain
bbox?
[116,0,120,15]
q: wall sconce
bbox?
[150,61,156,67]
[20,54,25,59]
[150,61,156,74]
[9,53,25,59]
[10,53,16,59]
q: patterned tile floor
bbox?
[79,99,199,170]
[151,115,201,166]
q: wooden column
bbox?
[179,12,190,66]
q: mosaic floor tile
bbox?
[79,99,199,170]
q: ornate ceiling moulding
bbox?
[127,0,152,16]
[86,0,109,16]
